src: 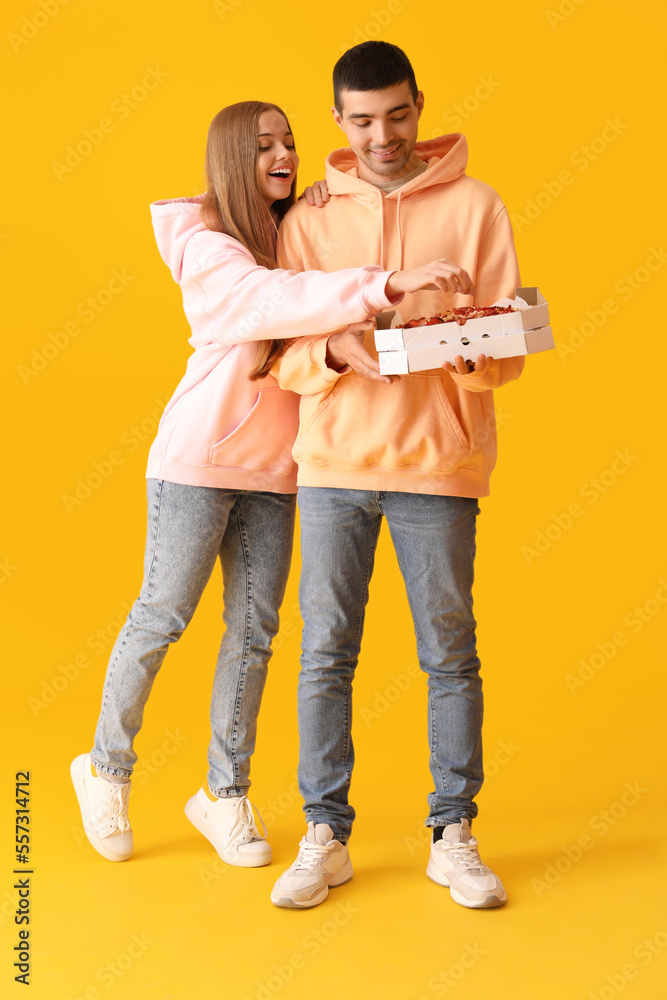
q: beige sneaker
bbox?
[426,819,506,908]
[70,754,133,862]
[271,822,353,908]
[185,787,271,867]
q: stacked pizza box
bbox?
[375,287,553,375]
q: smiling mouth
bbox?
[369,143,401,160]
[268,168,292,179]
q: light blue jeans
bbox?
[92,479,295,796]
[296,487,483,842]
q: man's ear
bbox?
[416,90,425,120]
[332,106,345,131]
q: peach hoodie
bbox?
[273,133,524,498]
[145,195,401,492]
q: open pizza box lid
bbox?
[375,287,549,352]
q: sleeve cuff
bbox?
[308,337,347,384]
[363,269,405,312]
[448,367,493,390]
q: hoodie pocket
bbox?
[304,373,471,474]
[209,386,299,473]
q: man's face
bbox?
[332,82,424,183]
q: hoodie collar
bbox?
[150,195,207,282]
[324,133,468,200]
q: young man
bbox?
[270,41,524,910]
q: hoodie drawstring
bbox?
[377,189,406,270]
[378,192,385,268]
[378,191,404,269]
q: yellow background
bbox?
[2,0,666,997]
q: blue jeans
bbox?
[296,487,483,842]
[92,479,295,796]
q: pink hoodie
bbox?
[145,195,402,492]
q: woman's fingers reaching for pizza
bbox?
[423,268,475,295]
[389,259,475,296]
[428,259,475,296]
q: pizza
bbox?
[399,305,517,329]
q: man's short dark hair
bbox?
[333,41,418,114]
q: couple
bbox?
[71,40,524,911]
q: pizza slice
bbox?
[399,305,518,329]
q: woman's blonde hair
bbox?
[201,101,296,380]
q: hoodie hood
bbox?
[325,133,468,199]
[150,195,207,282]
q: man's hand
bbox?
[299,180,330,208]
[386,259,475,297]
[326,321,399,384]
[443,354,494,376]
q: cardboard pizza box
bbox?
[374,287,549,352]
[378,325,555,375]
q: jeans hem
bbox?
[303,814,351,844]
[425,814,476,829]
[90,757,132,780]
[208,785,251,799]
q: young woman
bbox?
[70,100,472,869]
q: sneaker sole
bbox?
[70,755,133,863]
[426,859,506,908]
[270,860,354,909]
[184,795,272,868]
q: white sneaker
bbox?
[70,754,133,862]
[426,818,506,908]
[271,822,353,908]
[184,787,271,867]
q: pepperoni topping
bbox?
[399,305,517,329]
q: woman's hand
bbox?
[299,180,330,208]
[386,259,476,297]
[326,320,399,384]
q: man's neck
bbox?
[361,157,428,196]
[356,149,423,186]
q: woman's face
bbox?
[256,109,298,208]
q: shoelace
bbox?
[235,796,267,845]
[293,837,334,874]
[441,839,487,874]
[102,784,131,834]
